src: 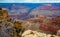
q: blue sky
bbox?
[0,3,60,9]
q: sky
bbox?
[0,3,60,9]
[0,0,60,3]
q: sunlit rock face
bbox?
[22,30,47,37]
[57,30,60,37]
[0,8,9,21]
[22,30,59,37]
[0,20,14,37]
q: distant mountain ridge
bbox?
[9,4,60,20]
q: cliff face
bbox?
[0,8,9,21]
[29,5,60,18]
[27,16,60,34]
[39,16,60,34]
